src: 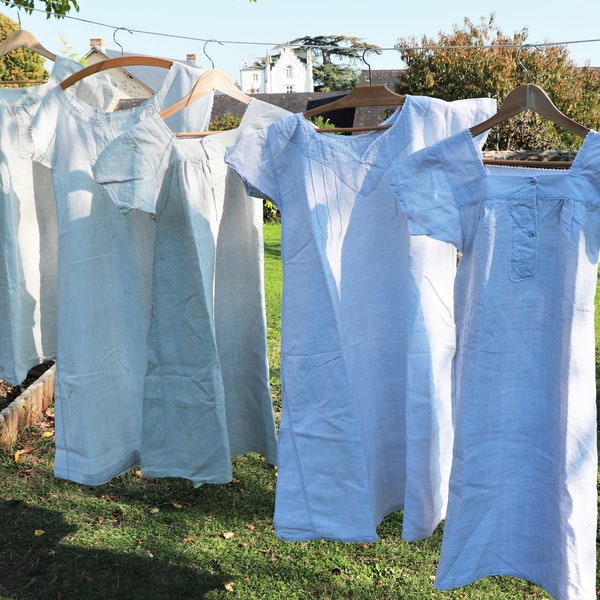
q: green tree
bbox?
[290,35,380,91]
[397,14,600,150]
[0,12,47,84]
[1,0,78,18]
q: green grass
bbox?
[0,222,592,599]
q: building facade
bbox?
[240,46,313,94]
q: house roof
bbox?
[86,47,200,92]
[212,70,409,129]
[213,91,353,127]
[353,69,408,127]
[240,47,309,72]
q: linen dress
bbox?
[92,99,287,485]
[0,56,116,384]
[389,129,599,600]
[225,95,496,542]
[32,61,213,485]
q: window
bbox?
[253,73,259,81]
[286,66,293,78]
[286,85,294,93]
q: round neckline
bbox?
[54,60,180,127]
[296,94,412,162]
[156,96,260,147]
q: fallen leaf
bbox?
[74,572,94,584]
[171,502,183,509]
[149,508,160,514]
[223,579,235,592]
[34,529,45,536]
[222,531,235,540]
[134,470,145,479]
[245,523,256,530]
[14,451,22,463]
[182,537,194,543]
[98,516,104,526]
[41,431,54,438]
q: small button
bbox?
[527,231,536,237]
[529,178,537,185]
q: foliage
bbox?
[290,35,380,66]
[397,14,600,150]
[313,62,359,91]
[290,34,380,92]
[58,31,85,63]
[1,0,78,18]
[0,12,47,84]
[209,111,242,132]
[263,200,280,223]
[309,115,336,130]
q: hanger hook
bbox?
[362,48,372,85]
[16,8,21,30]
[516,44,531,84]
[113,27,133,57]
[203,39,223,70]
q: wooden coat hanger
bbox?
[0,29,57,62]
[158,68,251,138]
[303,49,405,133]
[60,55,173,90]
[470,47,589,169]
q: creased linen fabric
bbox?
[92,99,287,485]
[0,56,116,385]
[389,129,599,600]
[32,61,213,485]
[225,95,496,542]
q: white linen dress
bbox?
[32,61,213,485]
[92,99,288,485]
[225,95,496,542]
[389,128,599,600]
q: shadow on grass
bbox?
[0,499,229,600]
[263,242,281,263]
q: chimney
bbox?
[186,53,198,65]
[90,38,106,52]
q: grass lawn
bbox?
[0,222,594,599]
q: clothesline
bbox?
[17,5,600,56]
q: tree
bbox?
[0,13,47,83]
[1,0,78,18]
[290,35,380,91]
[396,14,600,150]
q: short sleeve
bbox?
[93,114,173,214]
[389,136,464,250]
[31,90,60,168]
[224,123,284,206]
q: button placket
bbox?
[508,183,538,282]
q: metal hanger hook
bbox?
[203,39,223,70]
[362,48,373,85]
[516,44,532,84]
[113,27,133,57]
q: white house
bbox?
[240,46,313,94]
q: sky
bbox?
[8,0,600,84]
